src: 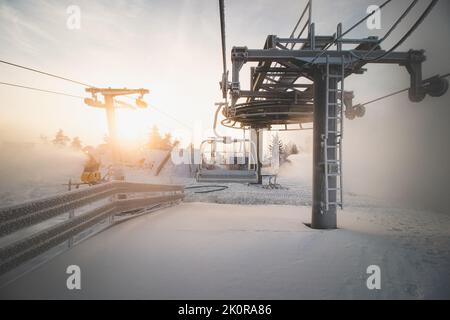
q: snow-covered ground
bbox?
[0,152,449,299]
[1,201,449,299]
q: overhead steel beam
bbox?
[275,37,379,45]
[232,47,420,65]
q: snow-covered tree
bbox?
[161,132,173,150]
[268,134,286,163]
[52,129,70,147]
[285,142,300,156]
[71,137,83,150]
[39,134,49,145]
[148,126,163,150]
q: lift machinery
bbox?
[217,0,448,229]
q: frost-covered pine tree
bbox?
[71,137,83,150]
[52,129,70,147]
[268,134,286,166]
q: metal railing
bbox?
[287,0,312,50]
[0,181,184,275]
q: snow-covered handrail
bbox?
[0,182,184,275]
[0,181,183,237]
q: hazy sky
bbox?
[1,0,446,146]
[0,0,449,211]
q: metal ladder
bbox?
[323,55,344,211]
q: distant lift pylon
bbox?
[84,88,149,180]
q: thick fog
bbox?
[0,143,85,206]
[343,1,449,213]
[279,1,450,213]
[0,0,448,213]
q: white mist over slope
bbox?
[0,144,85,207]
[272,1,450,214]
[278,153,312,185]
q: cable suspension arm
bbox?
[360,73,449,106]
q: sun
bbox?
[115,109,148,146]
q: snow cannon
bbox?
[80,171,102,185]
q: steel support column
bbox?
[105,95,124,181]
[311,70,337,229]
[256,128,262,184]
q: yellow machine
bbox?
[81,153,102,185]
[80,171,102,184]
[66,153,109,190]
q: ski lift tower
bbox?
[219,0,448,229]
[84,88,149,180]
